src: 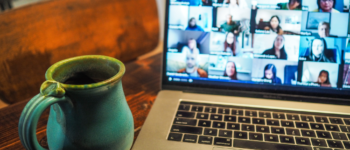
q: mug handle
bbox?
[18,80,72,150]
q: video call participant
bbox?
[264,16,283,35]
[186,18,204,31]
[223,61,238,80]
[262,64,282,84]
[177,52,208,78]
[317,22,330,38]
[315,70,332,87]
[306,38,335,62]
[262,35,288,60]
[224,32,236,56]
[182,39,200,54]
[278,0,302,10]
[201,0,212,6]
[223,0,249,9]
[219,14,240,34]
[313,0,340,13]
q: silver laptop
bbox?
[133,0,350,149]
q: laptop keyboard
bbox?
[167,102,350,150]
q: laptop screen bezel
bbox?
[161,0,350,105]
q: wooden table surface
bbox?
[0,53,162,150]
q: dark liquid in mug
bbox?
[64,73,105,85]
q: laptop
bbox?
[133,0,350,150]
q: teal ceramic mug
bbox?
[18,55,134,150]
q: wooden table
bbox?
[0,53,162,149]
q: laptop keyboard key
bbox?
[315,116,329,123]
[178,105,190,111]
[238,117,251,123]
[232,109,243,116]
[210,114,223,121]
[176,111,195,118]
[183,134,197,143]
[266,119,280,126]
[173,118,197,126]
[168,133,182,141]
[311,138,327,147]
[301,115,314,122]
[256,125,270,133]
[264,134,279,142]
[191,106,203,112]
[271,127,285,134]
[242,124,254,131]
[198,136,213,145]
[218,108,230,114]
[310,123,325,130]
[325,124,339,131]
[233,139,313,150]
[301,130,316,137]
[249,132,263,141]
[227,123,240,130]
[214,137,232,147]
[340,125,350,132]
[259,112,271,118]
[296,122,309,129]
[219,130,233,138]
[329,118,343,124]
[204,107,216,113]
[343,141,350,149]
[204,128,217,136]
[287,114,300,121]
[331,132,348,140]
[224,115,237,122]
[327,140,344,148]
[280,136,295,144]
[344,119,350,125]
[273,113,285,119]
[213,122,225,128]
[198,120,211,127]
[281,120,294,127]
[245,110,257,117]
[316,131,332,139]
[171,125,203,134]
[252,118,265,125]
[196,113,209,119]
[295,137,311,145]
[234,131,248,139]
[286,128,301,136]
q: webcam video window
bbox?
[298,61,339,88]
[252,9,302,35]
[166,52,210,78]
[302,0,349,13]
[255,0,303,10]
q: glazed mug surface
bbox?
[18,55,134,150]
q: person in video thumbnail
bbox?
[219,14,240,33]
[223,0,248,9]
[201,0,212,6]
[186,18,204,32]
[315,70,332,87]
[313,0,340,13]
[318,22,330,38]
[262,64,282,84]
[224,32,236,56]
[182,38,200,55]
[278,0,302,10]
[177,51,208,78]
[262,35,288,60]
[307,38,335,62]
[265,16,283,35]
[223,61,238,80]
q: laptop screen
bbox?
[163,0,350,98]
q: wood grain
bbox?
[0,53,162,150]
[0,0,159,104]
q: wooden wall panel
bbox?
[0,0,159,104]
